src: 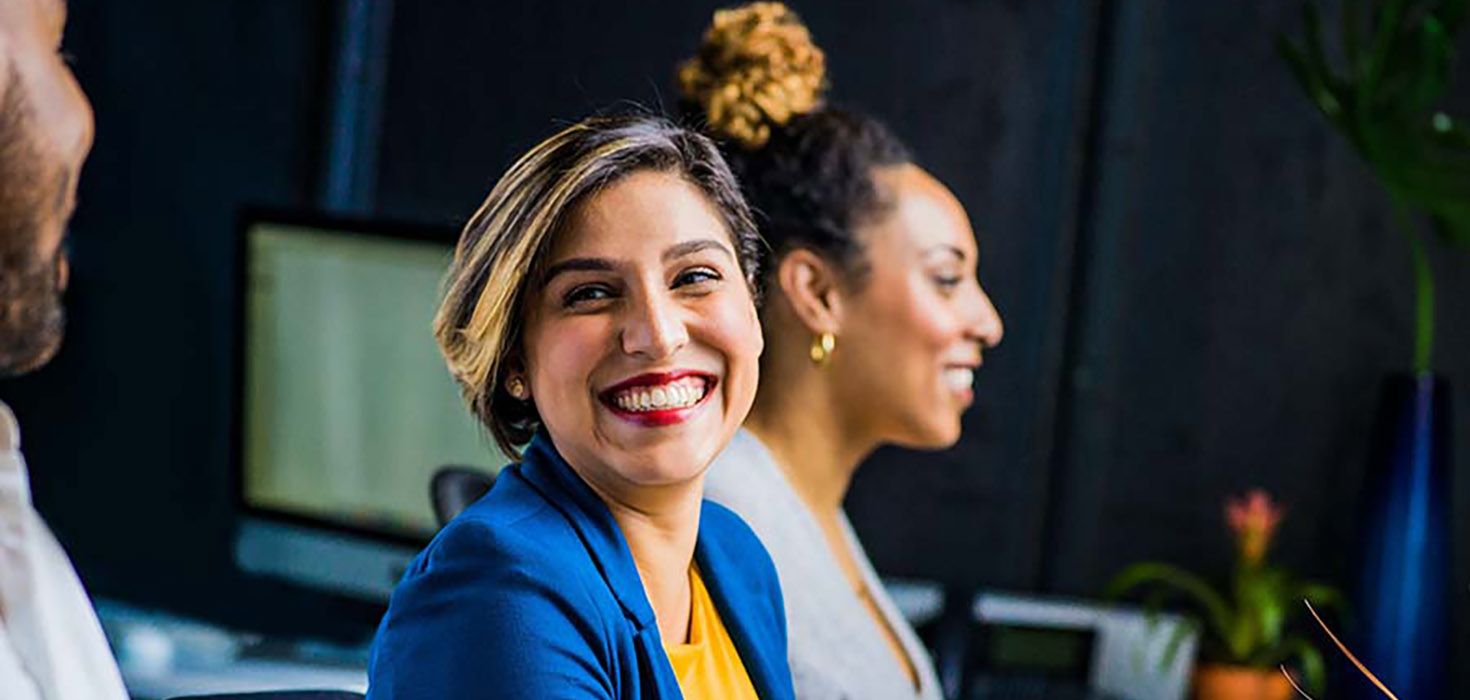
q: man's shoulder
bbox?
[0,607,43,700]
[0,401,21,453]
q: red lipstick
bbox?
[598,371,717,427]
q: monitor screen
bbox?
[241,220,503,543]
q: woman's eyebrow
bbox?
[922,244,966,262]
[663,239,734,262]
[541,239,733,285]
[542,257,616,285]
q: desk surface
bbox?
[96,600,368,700]
[124,658,366,700]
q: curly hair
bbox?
[678,2,911,285]
[434,114,762,458]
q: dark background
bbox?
[2,0,1466,690]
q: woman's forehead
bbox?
[548,171,733,261]
[871,168,977,259]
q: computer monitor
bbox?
[232,213,508,602]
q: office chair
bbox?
[429,465,495,526]
[167,693,364,700]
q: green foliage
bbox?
[1279,0,1470,372]
[1106,560,1345,696]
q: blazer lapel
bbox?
[695,517,789,700]
[517,434,686,698]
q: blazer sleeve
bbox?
[366,519,616,700]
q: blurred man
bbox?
[0,0,127,697]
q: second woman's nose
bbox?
[969,288,1004,351]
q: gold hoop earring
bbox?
[506,376,529,400]
[809,332,835,367]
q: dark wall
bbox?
[837,1,1100,590]
[379,0,1098,592]
[1,2,1465,674]
[1041,0,1470,592]
[1039,0,1470,686]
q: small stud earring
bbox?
[809,332,836,368]
[506,376,529,400]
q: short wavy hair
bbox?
[433,113,762,459]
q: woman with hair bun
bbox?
[679,4,1004,699]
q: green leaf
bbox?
[1279,636,1328,695]
[1106,563,1238,658]
[1405,16,1453,114]
[1438,0,1469,33]
[1242,572,1287,648]
[1130,614,1202,675]
[1366,0,1412,95]
[1302,3,1339,92]
[1342,0,1365,77]
[1278,36,1343,119]
[1160,617,1199,671]
[1298,581,1347,606]
[1432,209,1470,245]
[1282,0,1469,374]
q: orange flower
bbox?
[1225,489,1284,566]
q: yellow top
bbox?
[664,567,760,700]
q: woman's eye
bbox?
[562,284,615,308]
[934,275,963,293]
[674,267,722,288]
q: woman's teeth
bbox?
[612,378,708,412]
[944,368,975,391]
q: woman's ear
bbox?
[774,248,845,335]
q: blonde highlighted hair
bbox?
[433,113,762,459]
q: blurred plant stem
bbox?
[1390,197,1435,373]
[1280,0,1470,372]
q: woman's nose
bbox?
[620,292,690,360]
[968,287,1004,350]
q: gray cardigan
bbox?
[704,429,942,700]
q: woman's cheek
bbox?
[913,286,966,350]
[704,295,763,410]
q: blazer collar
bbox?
[519,433,786,697]
[694,507,787,700]
[517,432,658,631]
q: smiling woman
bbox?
[365,114,794,700]
[679,4,1003,699]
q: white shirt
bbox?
[0,402,128,700]
[705,429,943,700]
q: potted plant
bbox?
[1278,3,1466,694]
[1106,490,1345,700]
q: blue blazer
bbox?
[366,434,795,700]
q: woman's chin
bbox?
[895,413,964,451]
[612,451,712,486]
[595,423,727,484]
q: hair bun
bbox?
[678,2,827,149]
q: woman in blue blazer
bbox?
[366,114,794,700]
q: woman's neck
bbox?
[744,363,876,518]
[581,474,704,645]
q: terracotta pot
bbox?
[1193,664,1295,700]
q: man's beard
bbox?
[0,67,67,379]
[0,247,65,378]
